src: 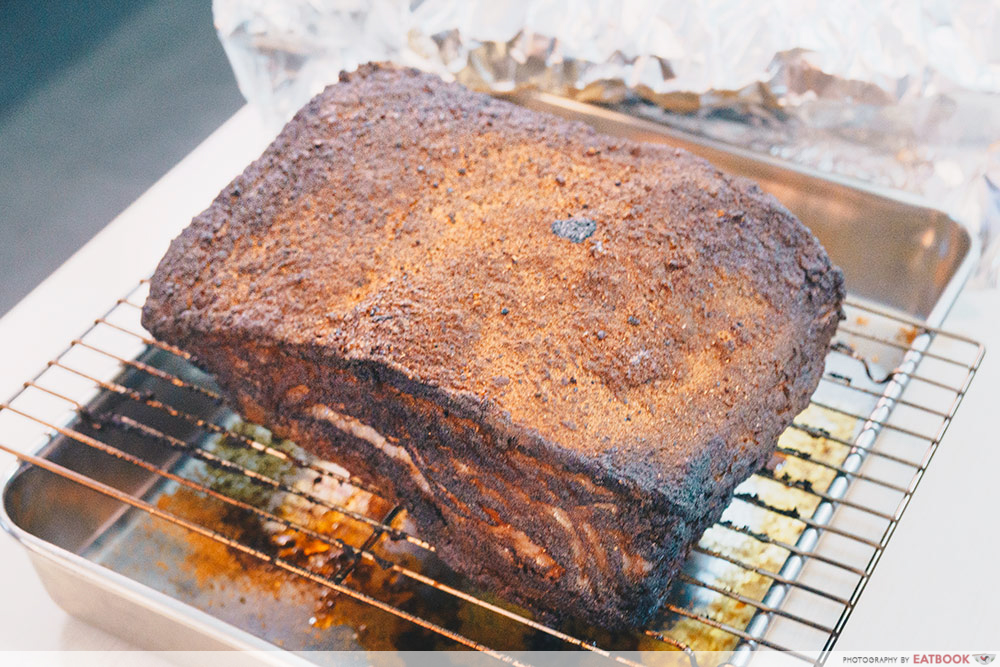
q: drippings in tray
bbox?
[141,402,858,658]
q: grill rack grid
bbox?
[0,280,983,666]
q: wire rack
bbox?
[0,280,983,666]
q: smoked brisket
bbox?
[142,64,844,630]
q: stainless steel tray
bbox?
[0,99,984,665]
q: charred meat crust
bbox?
[142,63,845,629]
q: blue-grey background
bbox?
[0,0,244,315]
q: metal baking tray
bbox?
[0,98,983,665]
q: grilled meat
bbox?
[142,63,844,629]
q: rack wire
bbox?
[0,280,983,666]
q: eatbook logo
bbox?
[973,656,995,666]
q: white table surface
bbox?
[0,105,997,659]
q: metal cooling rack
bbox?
[0,280,983,666]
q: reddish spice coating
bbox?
[143,63,844,629]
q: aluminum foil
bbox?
[213,0,1000,286]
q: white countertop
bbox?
[0,106,997,658]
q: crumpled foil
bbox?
[213,0,1000,286]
